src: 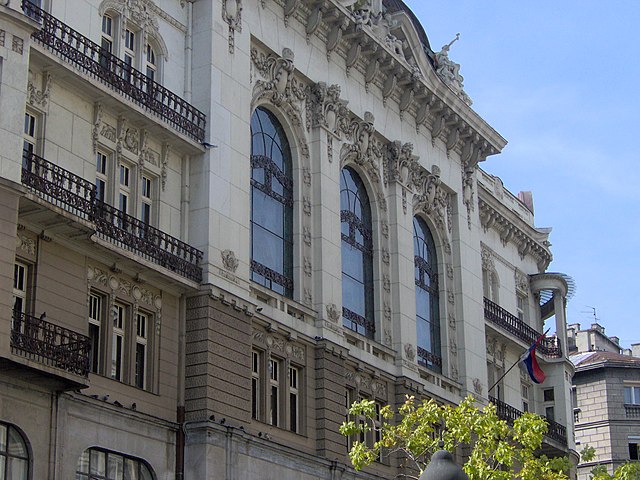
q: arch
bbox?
[0,421,30,480]
[250,106,294,297]
[75,447,155,479]
[341,166,375,338]
[413,216,441,373]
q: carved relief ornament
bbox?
[307,82,350,136]
[222,0,242,53]
[340,111,383,183]
[412,163,450,234]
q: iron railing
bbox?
[11,310,91,377]
[95,201,203,282]
[21,152,203,282]
[484,297,562,358]
[22,151,95,220]
[22,1,206,142]
[489,396,567,446]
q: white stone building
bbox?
[0,0,577,478]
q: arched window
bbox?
[341,167,374,338]
[76,447,154,480]
[414,217,441,373]
[0,421,29,479]
[250,107,294,297]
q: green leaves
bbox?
[339,395,572,480]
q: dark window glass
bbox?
[76,448,154,480]
[340,167,374,338]
[0,422,29,480]
[250,107,293,297]
[414,217,441,373]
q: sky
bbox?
[405,1,640,348]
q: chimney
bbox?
[517,191,534,214]
[632,344,640,358]
[609,336,620,345]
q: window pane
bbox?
[7,428,26,457]
[108,454,124,480]
[8,458,27,480]
[0,424,6,452]
[77,450,89,473]
[625,387,632,404]
[90,450,106,475]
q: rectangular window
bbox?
[96,152,108,202]
[135,312,147,389]
[23,113,37,165]
[140,176,152,224]
[269,358,279,426]
[88,293,102,374]
[145,44,156,82]
[111,303,126,381]
[625,386,640,405]
[252,350,260,420]
[517,294,529,322]
[289,366,299,433]
[545,406,555,422]
[118,164,130,216]
[630,442,639,461]
[100,15,113,70]
[543,388,555,402]
[12,262,27,315]
[123,29,135,80]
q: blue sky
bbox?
[405,1,640,348]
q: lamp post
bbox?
[418,450,469,480]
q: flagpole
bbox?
[487,328,550,394]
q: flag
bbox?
[520,331,548,384]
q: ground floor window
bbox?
[76,447,154,480]
[0,421,29,480]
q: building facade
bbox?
[0,0,576,478]
[570,324,640,479]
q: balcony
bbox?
[489,396,567,447]
[625,405,640,418]
[484,297,562,358]
[417,346,442,373]
[22,1,206,143]
[22,152,203,282]
[11,310,91,377]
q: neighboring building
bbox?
[0,0,576,479]
[570,323,640,479]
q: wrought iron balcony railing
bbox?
[94,201,203,282]
[484,297,562,358]
[489,396,567,447]
[11,310,91,377]
[22,152,203,282]
[22,1,206,142]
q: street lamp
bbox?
[418,450,469,480]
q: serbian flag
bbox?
[520,330,548,384]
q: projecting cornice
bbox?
[261,0,507,165]
[478,185,552,271]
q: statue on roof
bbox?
[434,33,472,106]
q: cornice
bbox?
[262,0,507,166]
[478,184,552,271]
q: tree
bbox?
[579,445,640,480]
[339,395,572,480]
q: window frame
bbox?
[340,166,375,338]
[0,421,30,480]
[625,385,640,405]
[88,288,156,392]
[249,107,294,298]
[413,216,442,373]
[75,447,155,480]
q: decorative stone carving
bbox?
[449,337,457,356]
[326,303,340,323]
[307,82,349,136]
[302,226,312,246]
[138,129,149,167]
[221,249,239,272]
[481,245,494,271]
[404,343,415,361]
[124,128,139,154]
[448,312,456,330]
[303,257,312,277]
[0,30,4,47]
[27,71,51,110]
[383,328,391,347]
[16,235,36,256]
[12,35,23,55]
[434,34,472,106]
[381,248,390,265]
[413,164,449,234]
[340,112,382,183]
[462,167,475,229]
[473,378,483,395]
[384,140,415,187]
[447,264,454,280]
[448,292,455,304]
[303,288,312,306]
[251,47,306,112]
[222,0,242,53]
[515,270,529,292]
[101,124,117,143]
[381,221,389,238]
[161,143,170,191]
[382,274,390,292]
[383,302,391,321]
[450,364,459,381]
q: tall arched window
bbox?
[341,167,374,338]
[250,107,294,297]
[414,217,441,373]
[0,422,29,479]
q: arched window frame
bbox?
[340,166,375,338]
[76,447,155,480]
[413,216,442,373]
[0,421,30,480]
[250,106,294,298]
